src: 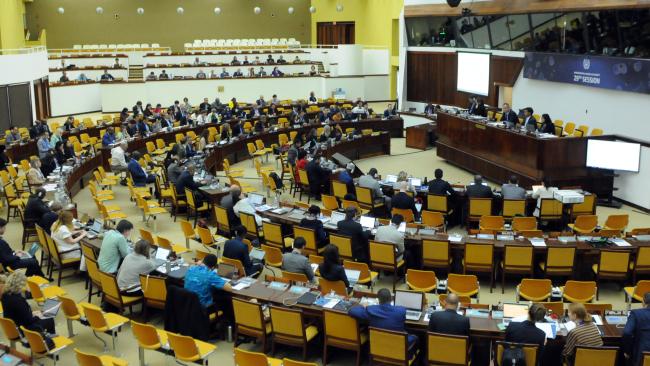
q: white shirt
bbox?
[111,146,127,168]
[52,225,81,260]
[233,198,262,226]
[532,186,558,217]
[375,224,405,261]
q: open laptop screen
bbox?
[394,290,423,311]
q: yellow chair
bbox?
[85,257,103,301]
[167,331,217,366]
[421,210,445,230]
[169,185,187,221]
[26,276,66,303]
[57,295,87,337]
[574,125,589,137]
[496,341,539,366]
[74,348,128,366]
[233,347,283,366]
[468,198,492,227]
[503,199,526,219]
[43,231,80,286]
[157,235,189,255]
[570,194,596,219]
[331,180,348,200]
[99,270,143,314]
[262,244,283,268]
[535,301,564,317]
[464,242,494,292]
[427,193,452,215]
[632,247,650,283]
[603,214,629,233]
[262,221,289,249]
[323,309,368,366]
[369,240,404,291]
[330,234,354,260]
[240,211,263,241]
[269,306,319,360]
[139,274,167,320]
[232,297,272,352]
[197,226,216,248]
[573,346,618,366]
[568,215,598,234]
[422,239,451,273]
[447,273,479,300]
[293,226,322,255]
[221,256,248,277]
[80,303,129,351]
[0,317,22,349]
[319,278,348,296]
[406,269,437,292]
[584,303,613,316]
[590,128,603,136]
[517,278,552,302]
[355,186,385,213]
[624,280,650,308]
[427,332,469,365]
[184,188,209,226]
[500,245,534,293]
[214,205,232,235]
[561,280,596,303]
[479,215,504,231]
[563,122,576,135]
[282,270,310,284]
[369,327,418,366]
[343,260,378,289]
[321,194,339,210]
[131,320,170,366]
[391,208,415,223]
[592,249,630,299]
[539,246,576,278]
[539,198,563,222]
[21,325,74,365]
[512,217,537,232]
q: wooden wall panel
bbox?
[405,0,650,17]
[406,51,523,107]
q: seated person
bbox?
[184,254,232,309]
[0,219,46,277]
[358,168,391,209]
[5,126,22,144]
[427,293,470,335]
[522,107,537,131]
[128,152,156,186]
[277,55,287,64]
[196,69,207,79]
[281,237,315,283]
[100,70,114,81]
[392,181,418,219]
[375,214,405,262]
[59,71,69,82]
[220,185,241,226]
[271,67,284,77]
[318,244,349,288]
[500,103,518,127]
[383,103,396,118]
[299,205,328,246]
[222,225,263,277]
[2,272,55,335]
[159,70,170,79]
[117,240,157,295]
[220,68,230,78]
[338,162,356,195]
[176,164,207,205]
[233,193,263,226]
[146,71,157,80]
[27,159,46,187]
[562,303,603,363]
[24,188,51,224]
[97,220,133,273]
[505,303,547,351]
[337,207,370,262]
[40,202,62,235]
[102,127,117,147]
[532,178,557,217]
[428,168,455,196]
[349,288,418,354]
[538,114,555,134]
[51,210,85,262]
[501,175,526,200]
[466,175,493,198]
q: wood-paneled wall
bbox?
[406,51,523,106]
[405,0,650,17]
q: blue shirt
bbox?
[339,171,353,185]
[102,132,116,147]
[349,304,408,333]
[37,138,51,158]
[184,265,227,307]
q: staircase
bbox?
[128,65,144,81]
[317,62,326,75]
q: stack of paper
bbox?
[530,238,547,247]
[611,238,632,247]
[448,234,463,243]
[536,323,557,339]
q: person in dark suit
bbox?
[1,271,55,334]
[318,244,349,288]
[428,168,455,196]
[392,181,418,218]
[337,207,370,262]
[538,114,555,134]
[466,175,493,198]
[424,103,436,115]
[135,115,150,136]
[231,120,243,137]
[505,303,547,350]
[427,293,470,336]
[305,158,332,200]
[624,292,650,365]
[219,186,241,227]
[349,288,418,354]
[299,205,328,246]
[0,219,46,277]
[500,103,519,127]
[222,225,262,277]
[24,189,51,224]
[522,107,537,131]
[474,98,487,117]
[175,164,206,204]
[128,152,155,186]
[133,101,144,115]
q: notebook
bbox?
[248,193,265,207]
[360,216,376,230]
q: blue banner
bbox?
[523,52,650,94]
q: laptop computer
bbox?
[217,263,238,279]
[250,247,266,261]
[408,177,422,188]
[344,269,361,287]
[153,247,170,267]
[328,211,346,226]
[385,175,398,184]
[248,193,265,207]
[360,216,376,230]
[86,219,103,237]
[503,303,529,319]
[41,298,62,319]
[395,290,424,320]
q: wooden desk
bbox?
[405,123,435,150]
[436,112,613,196]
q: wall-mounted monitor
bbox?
[586,139,641,172]
[456,51,490,96]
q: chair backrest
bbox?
[604,214,629,231]
[574,346,618,366]
[496,341,538,366]
[232,297,265,332]
[464,242,494,267]
[427,194,448,213]
[196,226,214,246]
[535,302,564,317]
[469,198,492,217]
[519,278,552,300]
[545,246,576,272]
[572,194,596,215]
[293,226,317,253]
[321,194,339,210]
[184,188,197,209]
[584,303,613,315]
[598,250,631,275]
[262,221,283,247]
[58,295,82,320]
[234,347,272,365]
[131,320,163,348]
[297,170,309,185]
[0,317,20,341]
[479,215,504,230]
[139,228,156,244]
[21,326,49,353]
[503,199,526,218]
[369,327,409,364]
[540,198,563,217]
[512,217,537,232]
[81,303,109,331]
[98,271,123,307]
[421,210,444,228]
[406,269,437,290]
[282,270,309,283]
[355,186,374,205]
[140,274,167,303]
[75,348,115,366]
[329,234,353,259]
[427,332,469,365]
[564,280,596,302]
[323,309,362,344]
[633,281,650,299]
[214,205,231,232]
[391,208,414,223]
[504,245,534,271]
[447,273,479,296]
[319,278,347,296]
[221,256,246,277]
[167,332,201,361]
[85,257,102,287]
[331,180,347,199]
[369,240,397,267]
[269,306,306,338]
[636,247,650,270]
[574,215,598,231]
[239,211,259,237]
[422,239,450,265]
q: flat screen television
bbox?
[456,51,490,96]
[586,139,641,172]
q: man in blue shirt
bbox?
[184,254,232,308]
[102,127,116,147]
[624,292,650,365]
[37,132,51,159]
[349,288,418,354]
[127,151,155,186]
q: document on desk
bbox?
[592,315,603,325]
[529,238,547,247]
[563,321,577,332]
[232,282,251,291]
[448,234,463,243]
[611,238,632,247]
[536,323,557,339]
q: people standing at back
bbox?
[501,175,526,200]
[427,293,470,336]
[562,303,603,364]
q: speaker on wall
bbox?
[447,0,462,7]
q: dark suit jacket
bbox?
[1,293,44,332]
[466,183,493,198]
[500,110,519,124]
[175,171,200,195]
[427,309,470,336]
[623,307,650,365]
[223,238,254,275]
[392,192,417,216]
[428,179,455,196]
[128,159,148,186]
[0,239,21,269]
[523,116,537,129]
[505,320,546,348]
[299,218,327,244]
[539,121,555,134]
[337,219,369,261]
[219,194,241,226]
[318,263,349,288]
[305,161,330,189]
[24,196,51,224]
